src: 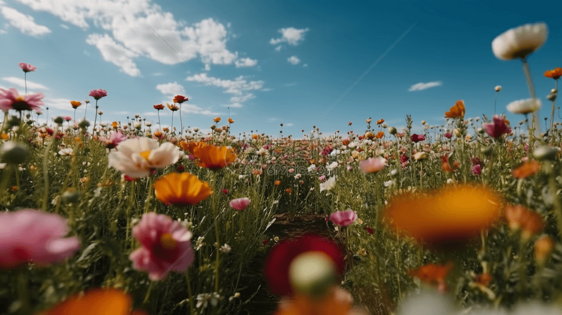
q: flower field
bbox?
[2,22,562,315]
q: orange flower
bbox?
[154,104,165,110]
[167,103,179,111]
[384,185,502,248]
[286,188,292,194]
[1,133,9,140]
[252,134,259,140]
[512,160,540,178]
[191,144,236,170]
[154,130,163,137]
[41,288,147,315]
[252,169,263,176]
[70,100,82,109]
[275,180,281,186]
[112,121,118,128]
[213,117,221,123]
[445,100,466,118]
[544,67,562,80]
[376,119,384,125]
[180,141,207,154]
[375,131,384,139]
[504,204,544,240]
[173,95,188,104]
[228,118,234,123]
[274,289,353,315]
[341,139,350,146]
[163,127,169,132]
[154,172,212,206]
[535,235,554,265]
[409,263,453,289]
[521,211,544,241]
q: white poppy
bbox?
[319,176,336,192]
[506,98,542,114]
[492,23,548,60]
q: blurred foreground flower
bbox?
[512,160,540,178]
[384,185,502,248]
[492,23,548,60]
[41,288,147,315]
[130,212,194,281]
[483,115,512,138]
[506,98,542,114]
[230,197,251,210]
[0,209,80,268]
[0,88,44,112]
[154,172,212,206]
[275,287,359,315]
[358,157,385,173]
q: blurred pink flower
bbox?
[0,209,80,268]
[230,197,251,211]
[129,212,194,281]
[19,63,37,72]
[330,209,357,227]
[99,131,127,149]
[483,115,512,138]
[63,116,72,122]
[359,157,386,174]
[444,132,453,139]
[472,164,482,175]
[0,88,44,112]
[411,134,425,143]
[89,89,108,100]
[318,175,326,181]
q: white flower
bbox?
[326,162,338,172]
[320,176,336,192]
[257,148,267,155]
[0,163,6,170]
[330,149,340,156]
[107,137,180,178]
[384,180,394,187]
[348,141,359,148]
[219,244,231,253]
[495,85,502,92]
[307,164,316,172]
[294,174,302,180]
[58,148,74,156]
[195,236,205,251]
[492,23,548,60]
[506,98,542,114]
[196,293,220,309]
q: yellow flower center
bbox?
[140,150,151,160]
[15,96,25,102]
[160,233,177,250]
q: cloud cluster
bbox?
[2,77,49,90]
[270,27,308,45]
[156,82,186,96]
[287,56,300,65]
[408,81,442,92]
[0,5,51,37]
[186,73,264,108]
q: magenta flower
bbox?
[89,89,108,100]
[359,157,386,174]
[0,209,80,268]
[0,88,44,112]
[483,115,512,139]
[472,164,482,175]
[99,131,127,149]
[318,175,326,181]
[19,63,37,73]
[411,134,425,142]
[444,132,453,139]
[129,212,194,281]
[230,197,251,211]
[330,209,357,227]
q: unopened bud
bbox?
[1,141,29,164]
[388,127,397,135]
[533,146,559,161]
[289,252,336,297]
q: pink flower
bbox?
[89,89,108,100]
[0,88,44,112]
[63,116,72,122]
[330,209,357,227]
[318,175,326,181]
[99,131,127,149]
[483,115,512,139]
[0,209,80,268]
[358,157,386,174]
[230,197,251,211]
[444,132,453,139]
[19,63,37,73]
[472,164,482,175]
[411,134,425,143]
[129,212,194,281]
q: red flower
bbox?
[154,104,165,110]
[173,95,189,104]
[264,234,344,296]
[364,226,374,235]
[411,134,425,143]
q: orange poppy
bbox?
[341,139,350,146]
[384,184,502,248]
[167,103,179,111]
[173,95,188,104]
[162,127,169,132]
[191,144,236,170]
[1,133,9,140]
[154,172,212,206]
[544,67,562,80]
[286,188,292,194]
[154,130,163,137]
[274,290,352,315]
[41,288,147,315]
[375,131,384,139]
[275,180,281,186]
[252,134,259,140]
[445,100,466,118]
[112,121,118,128]
[376,119,384,125]
[512,160,540,178]
[154,104,165,110]
[70,100,82,109]
[409,263,453,287]
[213,117,221,123]
[180,141,207,154]
[228,118,234,123]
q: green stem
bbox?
[186,271,196,315]
[42,126,58,210]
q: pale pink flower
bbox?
[483,115,511,138]
[129,212,194,281]
[0,209,80,268]
[99,131,127,149]
[358,157,386,174]
[63,116,72,122]
[19,63,37,72]
[330,209,357,227]
[230,197,251,211]
[89,89,108,100]
[318,175,326,181]
[0,88,44,112]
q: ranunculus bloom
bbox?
[191,144,236,170]
[445,100,466,118]
[444,132,453,139]
[544,67,562,80]
[230,197,251,211]
[483,115,512,138]
[0,209,80,268]
[330,210,357,227]
[0,88,44,112]
[19,62,37,72]
[129,212,195,281]
[512,160,540,178]
[99,131,127,149]
[411,134,425,143]
[492,23,548,60]
[154,172,212,206]
[472,164,482,175]
[358,157,386,173]
[70,100,82,109]
[173,95,188,104]
[384,185,502,248]
[264,234,344,296]
[504,205,544,240]
[153,104,165,110]
[107,137,181,178]
[506,98,542,114]
[41,288,147,315]
[89,89,107,100]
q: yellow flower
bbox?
[154,172,212,206]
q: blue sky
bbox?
[1,0,561,136]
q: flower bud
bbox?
[388,127,397,135]
[78,119,90,130]
[1,141,29,164]
[53,116,64,125]
[289,252,336,297]
[547,93,557,102]
[533,146,559,161]
[534,235,554,266]
[62,188,81,204]
[495,85,502,92]
[413,152,428,161]
[481,146,493,156]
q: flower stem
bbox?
[42,126,58,210]
[550,80,558,133]
[521,58,540,137]
[186,271,196,315]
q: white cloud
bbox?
[43,97,74,111]
[156,82,186,96]
[285,123,294,127]
[274,45,282,52]
[186,73,263,108]
[408,81,442,92]
[2,77,49,90]
[270,27,308,45]
[60,24,68,29]
[287,56,300,65]
[86,34,141,76]
[235,57,257,68]
[0,6,50,37]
